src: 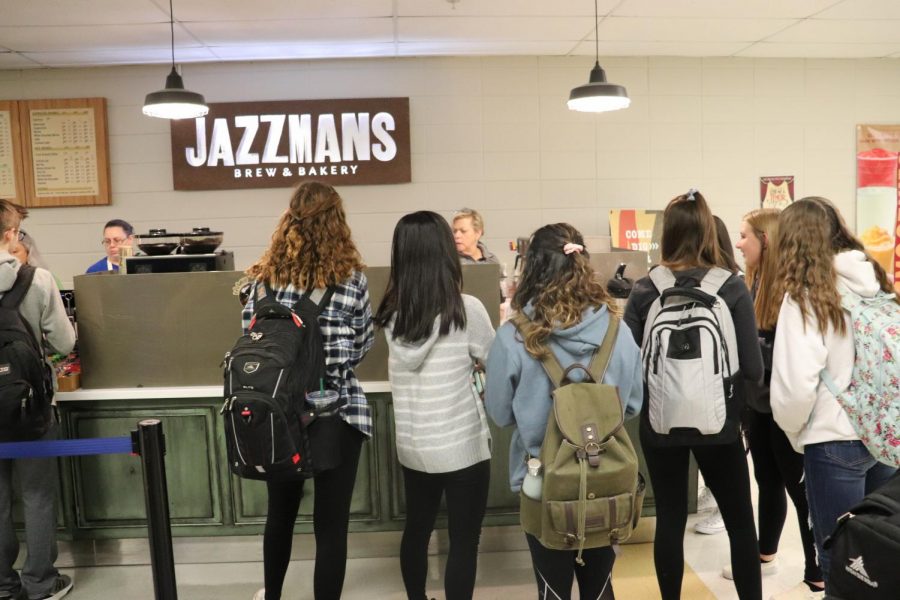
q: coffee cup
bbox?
[306,389,339,409]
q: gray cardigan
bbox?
[385,294,495,473]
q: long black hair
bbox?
[374,211,466,343]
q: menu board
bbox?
[29,107,99,197]
[0,101,25,203]
[18,97,110,207]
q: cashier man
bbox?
[85,219,134,274]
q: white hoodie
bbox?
[771,250,879,452]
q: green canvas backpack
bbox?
[518,316,645,563]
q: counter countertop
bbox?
[56,381,393,401]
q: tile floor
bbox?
[19,468,817,599]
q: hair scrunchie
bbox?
[563,243,584,255]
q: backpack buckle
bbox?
[582,441,603,467]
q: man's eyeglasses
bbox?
[101,237,129,247]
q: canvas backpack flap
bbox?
[523,316,642,560]
[821,288,900,468]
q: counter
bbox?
[14,262,690,541]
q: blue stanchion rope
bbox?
[0,437,133,459]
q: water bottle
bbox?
[521,457,543,500]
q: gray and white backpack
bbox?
[641,266,742,446]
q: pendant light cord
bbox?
[594,0,599,64]
[169,0,175,68]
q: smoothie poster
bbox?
[609,209,663,266]
[856,125,900,292]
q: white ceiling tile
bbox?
[596,17,797,42]
[396,41,575,56]
[0,1,899,68]
[0,52,42,69]
[398,17,591,42]
[396,0,617,17]
[22,47,219,67]
[768,19,900,43]
[0,0,166,26]
[571,40,750,57]
[737,42,900,58]
[174,0,395,20]
[0,24,199,53]
[208,43,398,61]
[185,18,394,45]
[614,0,837,19]
[815,0,900,19]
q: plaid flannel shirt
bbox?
[242,270,376,437]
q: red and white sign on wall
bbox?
[169,97,411,190]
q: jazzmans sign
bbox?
[170,97,410,190]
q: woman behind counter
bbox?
[452,208,499,265]
[375,211,494,600]
[242,181,375,600]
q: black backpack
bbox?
[823,471,900,600]
[222,282,335,481]
[0,265,54,442]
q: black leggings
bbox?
[641,430,761,600]
[263,422,364,600]
[400,460,491,600]
[525,534,616,600]
[744,408,822,582]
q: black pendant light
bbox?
[567,0,630,113]
[142,0,208,120]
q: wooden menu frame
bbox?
[0,100,26,204]
[18,97,110,207]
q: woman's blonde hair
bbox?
[511,223,618,359]
[742,208,781,330]
[247,181,363,288]
[452,208,484,233]
[775,197,896,336]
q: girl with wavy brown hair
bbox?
[734,208,824,598]
[770,197,896,593]
[485,223,643,599]
[243,181,375,600]
[624,189,763,600]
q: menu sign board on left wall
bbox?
[170,97,411,190]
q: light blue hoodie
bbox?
[484,305,643,491]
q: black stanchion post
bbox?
[135,419,178,600]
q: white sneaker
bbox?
[252,589,265,600]
[694,508,726,534]
[722,557,778,580]
[769,581,825,599]
[697,486,717,512]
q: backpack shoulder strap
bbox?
[648,265,676,294]
[512,320,566,389]
[587,315,620,383]
[315,286,336,315]
[698,267,732,296]
[0,265,37,310]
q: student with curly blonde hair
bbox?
[485,223,643,599]
[243,181,375,600]
[770,197,897,592]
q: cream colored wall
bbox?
[1,55,899,289]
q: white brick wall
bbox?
[1,55,899,288]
